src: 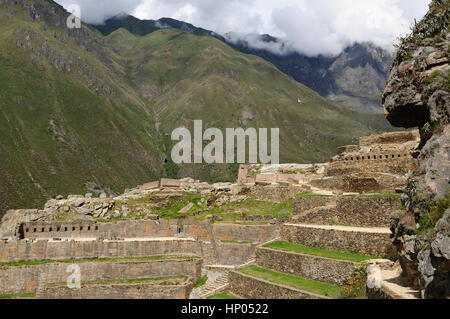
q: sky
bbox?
[56,0,431,56]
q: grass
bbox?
[154,193,206,219]
[0,255,199,267]
[193,275,208,288]
[0,292,36,299]
[296,192,331,197]
[192,198,293,223]
[125,195,152,205]
[237,265,341,298]
[263,241,380,262]
[417,195,450,236]
[207,291,240,299]
[48,275,188,287]
[98,195,291,224]
[221,240,253,244]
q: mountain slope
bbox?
[106,28,394,159]
[0,0,394,214]
[95,15,393,113]
[0,0,162,212]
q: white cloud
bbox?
[56,0,142,24]
[55,0,431,56]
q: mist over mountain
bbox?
[94,14,393,113]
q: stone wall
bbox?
[281,224,391,256]
[22,220,277,243]
[22,220,179,240]
[0,221,278,266]
[211,224,278,242]
[293,197,335,212]
[99,220,178,239]
[256,247,356,285]
[22,221,99,239]
[228,271,326,299]
[327,156,417,176]
[0,258,202,294]
[38,282,192,299]
[359,130,420,146]
[250,185,304,202]
[0,238,202,263]
[293,197,402,227]
[310,175,408,194]
[216,243,258,266]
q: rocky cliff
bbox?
[383,0,449,298]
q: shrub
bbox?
[338,263,368,299]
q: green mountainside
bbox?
[95,15,393,114]
[0,0,394,214]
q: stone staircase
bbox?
[190,270,230,299]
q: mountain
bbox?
[94,15,393,113]
[0,0,394,214]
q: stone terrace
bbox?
[0,130,419,299]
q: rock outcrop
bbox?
[382,0,449,299]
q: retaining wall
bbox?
[281,224,391,256]
[0,239,202,263]
[293,197,402,227]
[0,258,202,294]
[38,282,192,299]
[228,271,327,299]
[326,157,417,176]
[256,247,356,285]
[211,224,278,243]
[216,243,258,266]
[22,220,179,240]
[250,186,301,202]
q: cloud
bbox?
[55,0,142,24]
[55,0,431,56]
[224,32,296,56]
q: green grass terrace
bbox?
[0,255,200,267]
[236,265,341,298]
[263,241,381,262]
[46,275,188,287]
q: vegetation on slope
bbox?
[0,0,396,216]
[263,241,380,262]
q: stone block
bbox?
[141,181,160,190]
[160,178,181,188]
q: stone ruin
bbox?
[237,130,420,195]
[0,130,427,299]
